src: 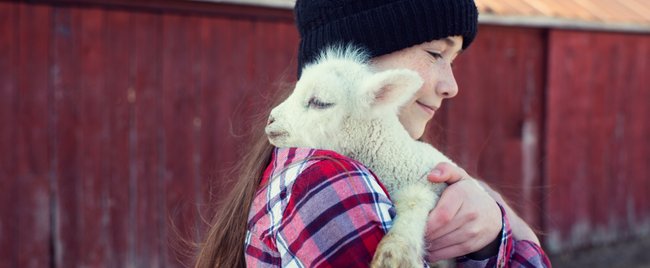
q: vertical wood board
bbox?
[131,11,164,267]
[77,8,110,267]
[16,3,53,268]
[0,2,20,267]
[51,6,83,268]
[160,13,201,266]
[104,10,134,267]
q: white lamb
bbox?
[265,46,463,268]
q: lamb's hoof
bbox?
[370,234,421,268]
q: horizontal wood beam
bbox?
[195,0,293,9]
[18,0,295,21]
[480,14,650,34]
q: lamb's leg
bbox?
[371,184,438,268]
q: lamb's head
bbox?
[265,45,424,150]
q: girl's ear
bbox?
[362,69,423,110]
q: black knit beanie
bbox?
[295,0,479,76]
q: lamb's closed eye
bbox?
[307,96,334,109]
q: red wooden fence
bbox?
[1,1,299,267]
[545,30,650,252]
[1,1,649,267]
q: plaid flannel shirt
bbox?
[245,147,551,268]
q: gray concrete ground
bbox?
[550,236,650,268]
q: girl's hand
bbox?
[424,163,502,262]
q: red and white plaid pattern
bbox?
[244,147,551,268]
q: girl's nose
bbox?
[436,66,458,98]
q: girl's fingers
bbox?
[426,219,488,252]
[425,184,466,240]
[426,241,477,263]
[427,162,469,184]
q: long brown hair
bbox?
[194,80,294,268]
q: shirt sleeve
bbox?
[276,158,395,268]
[456,204,552,268]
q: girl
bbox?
[195,0,551,267]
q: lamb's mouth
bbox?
[267,131,288,141]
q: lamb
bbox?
[265,45,465,268]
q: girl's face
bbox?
[371,36,463,139]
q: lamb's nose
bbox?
[267,116,275,125]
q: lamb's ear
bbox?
[362,69,423,110]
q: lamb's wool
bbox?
[266,45,457,268]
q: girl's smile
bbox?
[416,101,438,117]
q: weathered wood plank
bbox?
[197,18,253,203]
[132,11,164,267]
[160,13,201,267]
[0,2,19,267]
[16,3,53,267]
[51,6,82,267]
[104,9,133,267]
[218,18,256,168]
[627,34,650,237]
[77,7,109,267]
[196,16,227,209]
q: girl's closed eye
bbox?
[427,51,443,60]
